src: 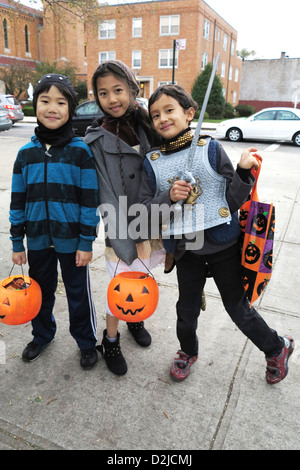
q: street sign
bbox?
[175,39,186,50]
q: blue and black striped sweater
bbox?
[9,135,100,253]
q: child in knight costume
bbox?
[139,84,294,383]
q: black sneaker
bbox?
[127,321,151,347]
[80,348,98,370]
[22,341,52,362]
[97,330,127,376]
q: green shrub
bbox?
[22,106,35,116]
[224,102,235,119]
[194,109,209,120]
[235,104,255,117]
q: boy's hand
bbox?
[12,251,27,265]
[170,180,193,202]
[75,250,92,267]
[238,147,260,170]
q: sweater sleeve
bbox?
[77,146,100,252]
[9,152,26,252]
[218,145,255,213]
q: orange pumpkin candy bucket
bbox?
[0,267,42,325]
[107,271,159,322]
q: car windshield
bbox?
[6,96,19,105]
[76,102,100,116]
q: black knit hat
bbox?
[33,73,77,118]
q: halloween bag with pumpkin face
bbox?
[239,155,275,306]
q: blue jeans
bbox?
[28,248,97,350]
[175,243,283,357]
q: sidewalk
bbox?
[0,133,299,452]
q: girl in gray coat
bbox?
[85,60,165,375]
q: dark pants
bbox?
[175,243,283,357]
[28,248,97,350]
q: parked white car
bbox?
[216,107,300,146]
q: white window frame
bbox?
[229,65,233,80]
[214,26,220,42]
[233,91,237,104]
[231,39,235,55]
[201,52,208,70]
[132,50,141,69]
[98,20,116,40]
[235,68,239,82]
[159,49,178,68]
[221,61,226,78]
[99,51,116,63]
[203,19,210,40]
[132,17,142,38]
[160,15,180,36]
[223,33,228,51]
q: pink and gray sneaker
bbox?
[265,335,294,384]
[170,350,198,381]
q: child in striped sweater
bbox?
[9,74,100,369]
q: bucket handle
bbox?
[114,257,155,279]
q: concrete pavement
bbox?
[0,128,299,453]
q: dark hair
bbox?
[33,77,77,119]
[92,61,159,147]
[148,84,198,120]
[92,61,138,113]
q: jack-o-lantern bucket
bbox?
[107,271,159,322]
[0,275,42,325]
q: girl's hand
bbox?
[12,251,27,265]
[238,147,260,170]
[170,180,193,202]
[75,250,92,267]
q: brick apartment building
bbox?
[0,0,242,105]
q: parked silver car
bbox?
[0,110,12,132]
[0,94,24,123]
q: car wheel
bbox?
[227,127,242,142]
[293,132,300,146]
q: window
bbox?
[201,52,208,70]
[132,18,142,37]
[255,110,277,121]
[160,15,180,35]
[223,33,228,51]
[99,51,116,63]
[25,25,30,53]
[233,91,237,104]
[221,61,226,78]
[132,50,141,69]
[276,110,300,120]
[98,20,116,39]
[231,39,235,55]
[229,65,233,80]
[159,49,178,68]
[235,68,239,82]
[3,19,9,50]
[214,26,220,42]
[203,19,210,39]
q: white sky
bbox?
[17,0,300,60]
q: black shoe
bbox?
[22,341,52,362]
[80,348,98,370]
[127,321,151,347]
[97,330,127,376]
